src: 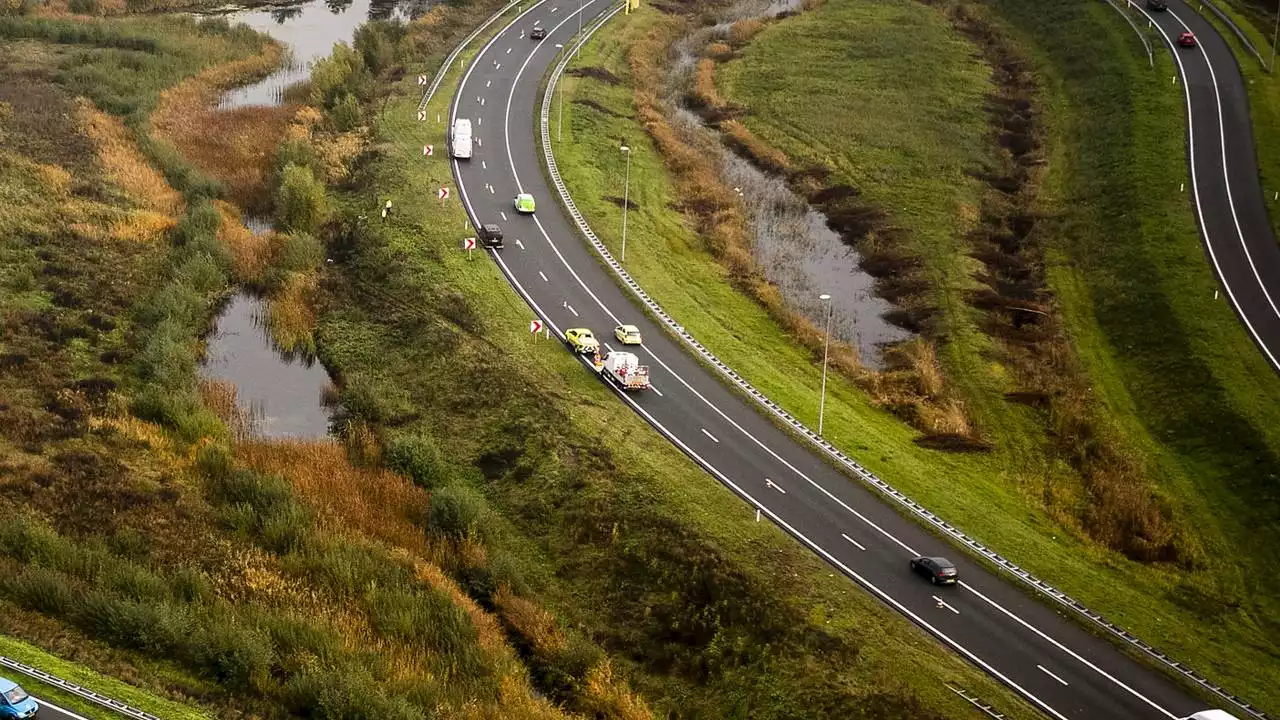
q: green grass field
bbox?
[299,15,1043,718]
[551,0,1280,711]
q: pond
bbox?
[199,0,428,438]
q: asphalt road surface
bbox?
[447,1,1248,718]
[1140,0,1280,372]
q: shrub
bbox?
[273,231,323,275]
[284,666,421,720]
[365,586,485,676]
[275,163,329,234]
[328,92,361,131]
[4,566,77,616]
[427,485,486,541]
[383,430,450,489]
[68,0,97,14]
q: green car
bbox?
[514,193,536,214]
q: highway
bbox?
[446,1,1245,718]
[1139,0,1280,371]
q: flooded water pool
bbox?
[203,293,334,438]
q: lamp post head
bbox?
[620,145,630,153]
[819,293,831,301]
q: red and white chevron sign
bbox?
[529,319,543,334]
[438,186,450,200]
[423,144,433,156]
[462,237,476,250]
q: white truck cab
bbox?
[1181,711,1242,720]
[451,118,473,159]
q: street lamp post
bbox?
[1271,0,1279,72]
[818,293,832,435]
[620,145,631,262]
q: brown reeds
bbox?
[75,98,183,220]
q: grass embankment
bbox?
[285,11,1041,720]
[554,0,1280,711]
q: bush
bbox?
[284,666,421,720]
[275,137,319,179]
[274,232,323,275]
[275,163,329,234]
[4,566,77,616]
[353,21,405,76]
[67,0,97,14]
[427,485,486,541]
[328,92,361,131]
[365,586,484,675]
[383,430,450,489]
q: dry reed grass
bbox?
[726,17,765,47]
[198,378,259,442]
[236,440,430,557]
[214,200,274,283]
[580,660,654,720]
[494,586,567,655]
[719,119,791,174]
[151,43,293,214]
[76,98,183,217]
[267,271,318,353]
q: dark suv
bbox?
[910,556,958,585]
[530,26,546,40]
[1147,0,1167,10]
[478,223,504,249]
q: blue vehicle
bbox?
[0,678,38,719]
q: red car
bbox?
[1178,31,1197,48]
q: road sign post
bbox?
[423,144,434,156]
[529,319,544,339]
[463,237,476,261]
[438,186,450,205]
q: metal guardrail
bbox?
[538,7,1270,720]
[946,684,1007,719]
[0,656,160,720]
[1104,0,1155,66]
[416,0,525,113]
[1194,0,1270,70]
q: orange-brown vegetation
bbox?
[151,42,292,215]
[267,270,318,353]
[726,17,765,47]
[214,199,275,282]
[719,119,790,175]
[76,98,183,218]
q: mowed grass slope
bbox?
[553,0,1280,712]
[300,21,1043,719]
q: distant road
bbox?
[1143,0,1280,372]
[445,0,1255,717]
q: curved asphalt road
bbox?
[447,1,1234,718]
[1139,0,1280,371]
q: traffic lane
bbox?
[467,6,1209,718]
[1146,5,1280,367]
[494,24,1209,718]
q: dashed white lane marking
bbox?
[933,595,960,615]
[515,239,525,250]
[539,271,549,282]
[649,384,663,396]
[841,533,865,551]
[477,137,483,146]
[478,116,483,126]
[604,342,614,352]
[482,160,488,170]
[500,210,507,220]
[765,478,786,494]
[495,62,502,71]
[551,5,558,9]
[488,184,495,194]
[1038,665,1070,687]
[700,428,720,443]
[486,79,492,87]
[506,47,512,53]
[476,95,481,103]
[566,303,579,317]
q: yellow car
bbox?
[614,324,642,345]
[565,328,599,354]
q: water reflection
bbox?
[209,0,432,109]
[203,294,334,439]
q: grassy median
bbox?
[553,0,1280,711]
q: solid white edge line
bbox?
[961,580,1175,719]
[461,7,1127,720]
[1038,664,1071,688]
[33,697,92,720]
[481,247,1069,720]
[1132,5,1280,371]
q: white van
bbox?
[1181,711,1242,720]
[451,118,473,159]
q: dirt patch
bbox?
[572,97,624,117]
[567,65,622,85]
[604,195,641,210]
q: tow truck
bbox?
[595,351,650,391]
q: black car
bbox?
[530,26,546,40]
[1147,0,1167,10]
[910,556,958,585]
[478,223,504,249]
